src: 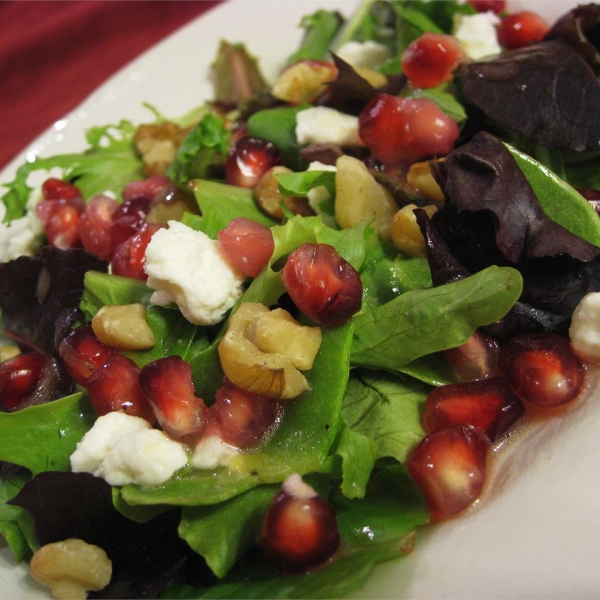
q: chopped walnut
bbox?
[133,122,190,176]
[30,538,112,600]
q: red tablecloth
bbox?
[0,1,220,170]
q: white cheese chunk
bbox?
[70,412,152,474]
[95,429,188,487]
[453,12,501,60]
[336,40,391,69]
[0,194,44,262]
[570,292,600,362]
[144,221,245,326]
[296,107,364,147]
[191,434,239,470]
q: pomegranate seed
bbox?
[86,355,156,424]
[58,325,117,386]
[443,330,501,382]
[208,378,282,448]
[122,174,171,203]
[79,194,119,261]
[111,223,161,281]
[423,377,524,442]
[281,243,362,327]
[499,333,584,409]
[217,217,274,278]
[359,94,459,166]
[467,0,506,14]
[138,355,207,441]
[41,177,82,201]
[110,196,152,253]
[225,136,282,188]
[401,32,465,89]
[497,11,549,50]
[407,425,489,521]
[260,473,340,572]
[0,352,47,410]
[36,198,85,250]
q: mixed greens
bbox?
[1,0,600,598]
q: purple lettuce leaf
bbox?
[0,246,107,355]
[545,4,600,72]
[9,471,209,599]
[422,132,600,336]
[459,40,600,151]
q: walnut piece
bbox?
[133,122,190,176]
[30,538,112,600]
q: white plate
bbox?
[0,1,594,598]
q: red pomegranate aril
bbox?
[86,355,156,424]
[139,355,207,441]
[281,243,362,327]
[110,196,152,252]
[79,194,119,261]
[423,377,523,442]
[217,217,274,278]
[58,325,117,386]
[122,174,171,203]
[36,197,85,250]
[41,177,82,201]
[209,378,282,448]
[401,32,465,89]
[444,330,501,382]
[111,223,161,281]
[359,94,459,166]
[260,473,340,572]
[407,425,489,521]
[225,136,282,188]
[499,333,584,409]
[467,0,506,14]
[496,11,549,50]
[0,352,47,410]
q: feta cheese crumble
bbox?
[96,429,188,487]
[70,412,188,486]
[144,221,245,326]
[191,434,239,469]
[0,195,44,262]
[296,107,364,147]
[336,40,391,69]
[453,12,501,60]
[70,412,151,474]
[570,292,600,362]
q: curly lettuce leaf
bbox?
[1,121,143,222]
[166,114,231,184]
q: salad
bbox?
[1,0,600,598]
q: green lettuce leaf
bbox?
[506,144,600,246]
[0,469,36,561]
[351,265,523,372]
[342,371,428,464]
[0,393,96,474]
